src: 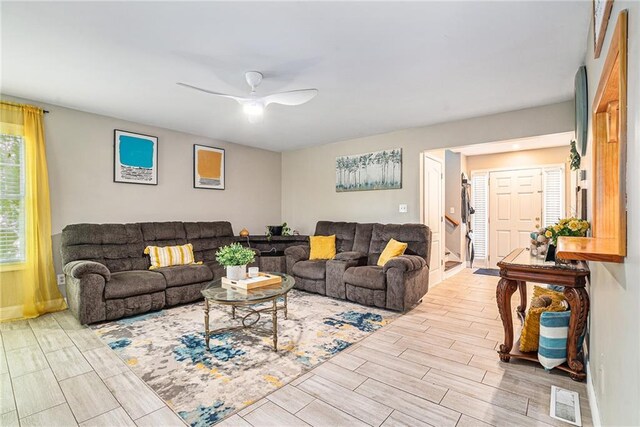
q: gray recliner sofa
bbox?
[61,221,243,324]
[285,221,431,311]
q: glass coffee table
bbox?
[201,272,295,352]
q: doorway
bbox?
[488,168,542,267]
[422,154,444,286]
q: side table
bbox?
[496,248,590,381]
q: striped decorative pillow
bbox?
[144,243,200,270]
[538,311,572,370]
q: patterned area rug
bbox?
[91,290,399,426]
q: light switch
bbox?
[449,207,455,214]
[399,204,408,213]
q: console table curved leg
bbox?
[565,286,589,381]
[496,278,519,362]
[517,281,527,320]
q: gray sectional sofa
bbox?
[285,221,432,311]
[61,221,243,324]
[61,220,431,324]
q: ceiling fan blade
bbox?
[262,89,318,106]
[176,82,246,103]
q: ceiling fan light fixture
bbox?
[243,101,264,118]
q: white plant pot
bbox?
[226,265,247,281]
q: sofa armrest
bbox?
[63,261,111,281]
[284,245,310,263]
[334,251,367,262]
[382,255,426,273]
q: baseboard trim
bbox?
[586,360,602,427]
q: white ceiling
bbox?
[0,2,590,152]
[451,131,575,156]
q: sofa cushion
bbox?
[155,264,213,287]
[343,266,386,290]
[292,260,327,280]
[105,270,167,299]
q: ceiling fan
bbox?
[178,71,318,123]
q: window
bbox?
[543,166,565,227]
[471,172,488,260]
[0,134,25,264]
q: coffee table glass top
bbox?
[201,272,295,303]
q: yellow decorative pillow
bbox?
[144,243,201,270]
[519,286,567,352]
[309,235,336,260]
[377,238,408,266]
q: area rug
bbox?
[473,268,501,277]
[91,290,399,426]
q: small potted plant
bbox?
[215,243,255,280]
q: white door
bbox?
[423,155,444,285]
[489,168,542,267]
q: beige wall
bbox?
[465,146,572,214]
[3,96,282,273]
[282,101,574,234]
[444,150,463,258]
[583,2,640,425]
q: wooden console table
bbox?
[496,248,590,381]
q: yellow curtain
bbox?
[0,102,66,321]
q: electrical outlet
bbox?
[449,207,455,214]
[56,274,65,286]
[399,204,408,213]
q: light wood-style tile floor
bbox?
[0,310,186,426]
[1,269,592,426]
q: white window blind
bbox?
[471,173,488,259]
[543,167,565,227]
[0,134,26,264]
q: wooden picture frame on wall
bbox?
[593,0,614,58]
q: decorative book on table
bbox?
[221,273,282,292]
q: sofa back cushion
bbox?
[184,221,235,264]
[61,221,235,273]
[61,223,148,272]
[314,221,357,253]
[353,223,374,253]
[368,224,431,266]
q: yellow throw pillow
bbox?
[309,235,336,260]
[377,238,408,266]
[519,286,567,352]
[144,243,201,270]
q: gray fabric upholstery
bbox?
[285,245,310,275]
[294,277,326,295]
[292,260,327,280]
[106,291,165,321]
[334,251,367,261]
[343,266,386,290]
[61,220,238,324]
[385,266,430,311]
[65,274,106,325]
[287,221,431,312]
[63,260,111,281]
[156,264,213,288]
[166,282,207,306]
[105,270,166,299]
[314,221,357,252]
[368,223,430,266]
[326,259,357,300]
[382,255,427,273]
[345,284,386,309]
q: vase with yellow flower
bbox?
[543,217,590,263]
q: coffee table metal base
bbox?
[204,293,288,352]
